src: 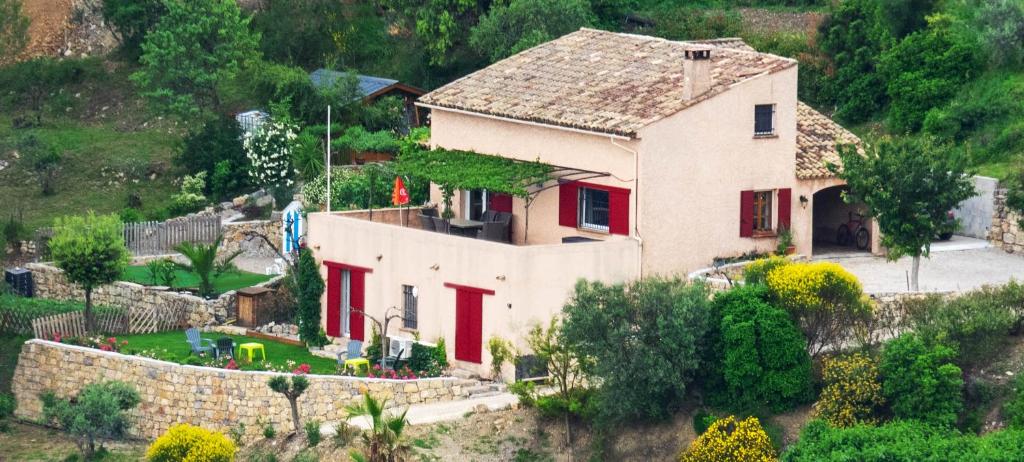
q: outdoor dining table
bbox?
[448,218,484,237]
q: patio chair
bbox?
[215,337,235,359]
[417,213,436,231]
[481,210,497,222]
[420,207,439,217]
[431,216,449,234]
[477,221,510,242]
[185,328,215,356]
[382,348,404,370]
[337,340,369,373]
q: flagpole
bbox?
[326,105,331,213]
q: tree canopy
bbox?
[834,137,975,290]
[132,0,259,121]
[469,0,594,63]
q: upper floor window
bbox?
[754,104,775,136]
[579,187,610,232]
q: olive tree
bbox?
[41,381,141,460]
[49,212,129,332]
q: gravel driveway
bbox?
[815,238,1024,294]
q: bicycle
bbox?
[837,212,870,250]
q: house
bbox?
[307,29,871,378]
[309,69,427,128]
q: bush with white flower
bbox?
[244,118,298,189]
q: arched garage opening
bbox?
[813,185,871,255]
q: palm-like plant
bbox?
[346,394,411,462]
[174,235,241,297]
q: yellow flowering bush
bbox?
[814,353,885,427]
[146,423,236,462]
[680,416,778,462]
[764,262,873,357]
[743,256,791,285]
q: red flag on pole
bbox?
[392,176,410,206]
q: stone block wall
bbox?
[990,189,1023,254]
[12,293,977,444]
[12,340,469,440]
[26,263,281,326]
[221,220,283,258]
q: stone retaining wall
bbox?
[221,220,282,258]
[990,188,1023,254]
[12,340,469,440]
[26,263,282,327]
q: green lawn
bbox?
[121,266,273,294]
[119,331,338,375]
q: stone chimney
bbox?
[682,47,712,100]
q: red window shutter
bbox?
[325,267,340,337]
[558,182,579,227]
[349,271,365,341]
[740,190,754,237]
[608,188,631,235]
[488,193,513,213]
[777,188,792,231]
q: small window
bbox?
[753,191,773,232]
[754,104,775,136]
[402,285,417,329]
[578,187,610,231]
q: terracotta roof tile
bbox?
[419,28,796,137]
[795,102,860,180]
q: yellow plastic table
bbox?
[237,342,266,362]
[344,358,370,374]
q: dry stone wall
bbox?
[990,189,1023,254]
[12,340,470,440]
[220,220,282,258]
[26,263,281,327]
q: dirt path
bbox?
[20,0,75,60]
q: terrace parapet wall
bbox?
[12,340,470,440]
[990,189,1024,254]
[26,262,282,327]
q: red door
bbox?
[488,193,513,213]
[349,270,365,341]
[454,289,483,363]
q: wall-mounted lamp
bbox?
[429,264,440,271]
[376,254,383,261]
[507,303,512,310]
[313,245,321,250]
[496,275,506,281]
[799,195,809,209]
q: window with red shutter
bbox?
[558,182,579,227]
[607,188,630,235]
[740,190,755,237]
[777,188,792,231]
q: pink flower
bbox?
[52,332,62,343]
[224,359,238,370]
[368,373,375,378]
[121,340,128,346]
[99,344,112,351]
[107,337,117,344]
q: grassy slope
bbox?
[0,115,181,231]
[119,331,338,374]
[121,266,273,294]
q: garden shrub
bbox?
[1003,374,1024,428]
[764,261,872,358]
[331,126,401,156]
[487,336,515,379]
[305,419,321,447]
[177,116,248,197]
[41,381,141,460]
[680,415,777,462]
[168,172,209,216]
[295,249,327,347]
[0,392,14,432]
[782,419,1024,461]
[814,353,884,427]
[146,423,237,462]
[408,339,448,376]
[879,334,963,427]
[901,288,1015,371]
[742,256,789,285]
[707,285,813,413]
[302,162,428,211]
[244,117,298,191]
[561,277,712,423]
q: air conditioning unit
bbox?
[388,337,415,359]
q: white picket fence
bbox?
[124,216,222,256]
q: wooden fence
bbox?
[124,215,222,256]
[30,304,187,339]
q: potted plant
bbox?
[776,227,796,256]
